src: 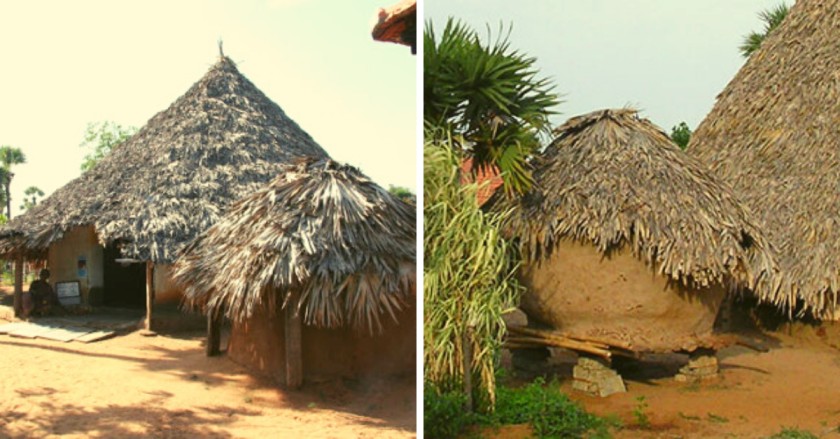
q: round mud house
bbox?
[174,158,416,388]
[502,109,780,354]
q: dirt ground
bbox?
[498,317,840,438]
[0,297,415,438]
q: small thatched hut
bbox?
[502,109,779,352]
[372,0,416,54]
[688,0,839,317]
[173,158,416,387]
[0,54,328,326]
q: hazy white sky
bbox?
[0,0,416,216]
[425,0,785,135]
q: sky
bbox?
[0,0,416,217]
[425,0,785,136]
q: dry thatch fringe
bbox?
[173,157,416,334]
[499,109,783,306]
[0,56,328,263]
[688,0,839,317]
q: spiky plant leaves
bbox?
[739,3,790,58]
[424,18,559,195]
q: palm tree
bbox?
[19,186,44,211]
[740,3,790,58]
[424,18,559,195]
[0,146,26,219]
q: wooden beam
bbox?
[206,308,222,356]
[12,256,23,318]
[284,290,303,389]
[143,261,155,334]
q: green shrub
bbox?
[489,377,615,438]
[767,427,819,439]
[424,383,475,439]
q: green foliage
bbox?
[670,122,692,150]
[19,186,44,211]
[424,132,522,411]
[767,427,819,439]
[632,396,650,429]
[0,214,7,225]
[424,383,476,439]
[80,121,138,172]
[388,185,416,203]
[424,18,559,195]
[424,377,614,439]
[740,3,790,58]
[492,378,614,438]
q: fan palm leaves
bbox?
[424,18,559,195]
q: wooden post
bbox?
[206,308,222,356]
[12,256,23,318]
[284,290,303,389]
[143,261,155,334]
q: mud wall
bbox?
[46,225,104,304]
[519,240,726,352]
[153,264,183,305]
[228,299,416,385]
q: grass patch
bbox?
[424,377,617,438]
[632,396,650,429]
[707,413,729,424]
[766,427,819,439]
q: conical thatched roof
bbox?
[0,56,329,263]
[502,109,781,304]
[688,0,839,315]
[173,157,416,333]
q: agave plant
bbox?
[424,129,522,412]
[424,18,559,195]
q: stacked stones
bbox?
[572,356,626,397]
[674,353,719,383]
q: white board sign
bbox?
[56,281,81,306]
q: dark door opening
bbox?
[103,244,146,308]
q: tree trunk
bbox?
[5,177,10,220]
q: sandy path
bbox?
[0,326,415,438]
[564,324,840,438]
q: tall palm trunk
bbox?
[5,175,11,220]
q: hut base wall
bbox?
[227,301,416,385]
[520,240,725,352]
[152,264,183,305]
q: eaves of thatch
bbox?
[173,158,416,333]
[0,56,329,263]
[501,109,783,307]
[688,0,840,316]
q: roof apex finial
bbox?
[218,39,224,58]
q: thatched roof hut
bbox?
[173,157,415,386]
[175,156,416,331]
[501,109,780,352]
[688,0,838,316]
[0,55,328,262]
[372,0,416,53]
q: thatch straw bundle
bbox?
[0,56,328,262]
[174,158,416,334]
[502,109,781,304]
[688,0,839,315]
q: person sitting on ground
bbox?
[28,269,63,316]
